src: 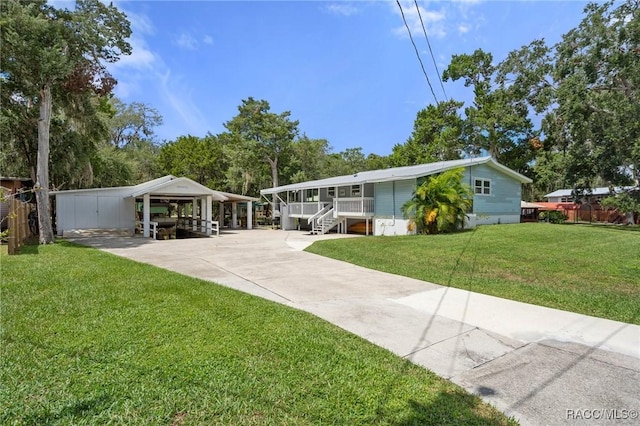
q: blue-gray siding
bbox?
[374,165,522,218]
[463,164,522,215]
[374,179,415,217]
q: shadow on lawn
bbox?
[22,393,114,425]
[6,238,40,255]
[561,222,640,232]
[391,388,515,425]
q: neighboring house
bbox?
[544,187,633,203]
[260,156,532,236]
[51,176,256,238]
[541,186,635,223]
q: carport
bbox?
[52,176,257,238]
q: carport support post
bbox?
[246,201,253,230]
[205,195,212,235]
[143,193,150,238]
[192,199,197,231]
[232,202,238,229]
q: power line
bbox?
[413,0,448,101]
[396,0,439,105]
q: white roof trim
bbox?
[128,176,227,200]
[544,186,635,198]
[49,176,251,202]
[214,191,259,202]
[261,156,531,195]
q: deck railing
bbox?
[333,197,374,217]
[177,217,220,236]
[136,220,158,239]
[288,202,328,217]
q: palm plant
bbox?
[402,168,473,234]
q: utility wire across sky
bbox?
[396,0,439,105]
[413,0,448,101]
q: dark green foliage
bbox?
[391,100,465,167]
[402,168,473,234]
[505,0,640,193]
[158,134,226,188]
[539,210,567,224]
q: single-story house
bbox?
[260,156,532,236]
[544,187,633,203]
[541,186,637,223]
[51,176,257,238]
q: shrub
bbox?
[540,210,567,224]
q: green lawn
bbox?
[0,241,514,425]
[306,223,640,325]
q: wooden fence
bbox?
[7,197,33,255]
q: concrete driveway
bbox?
[68,229,640,426]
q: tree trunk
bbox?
[36,84,55,244]
[267,156,279,188]
[267,156,279,220]
[626,211,636,225]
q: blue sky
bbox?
[92,1,589,155]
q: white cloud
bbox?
[393,1,447,39]
[110,8,156,71]
[112,36,156,70]
[175,32,198,50]
[391,0,486,40]
[106,7,209,137]
[125,9,155,36]
[158,70,208,136]
[325,3,359,17]
[203,35,214,45]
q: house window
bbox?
[338,187,346,197]
[474,178,491,195]
[351,185,361,197]
[305,188,318,202]
[328,187,335,197]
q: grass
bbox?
[0,241,514,425]
[306,223,640,325]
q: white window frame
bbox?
[351,184,361,197]
[474,178,491,196]
[328,187,336,197]
[305,188,319,202]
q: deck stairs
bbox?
[309,207,345,235]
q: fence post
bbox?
[18,201,25,247]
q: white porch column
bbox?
[143,193,150,237]
[200,197,206,233]
[219,202,224,226]
[246,201,253,230]
[205,196,212,235]
[192,198,197,230]
[231,202,238,229]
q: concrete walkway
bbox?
[68,229,640,426]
